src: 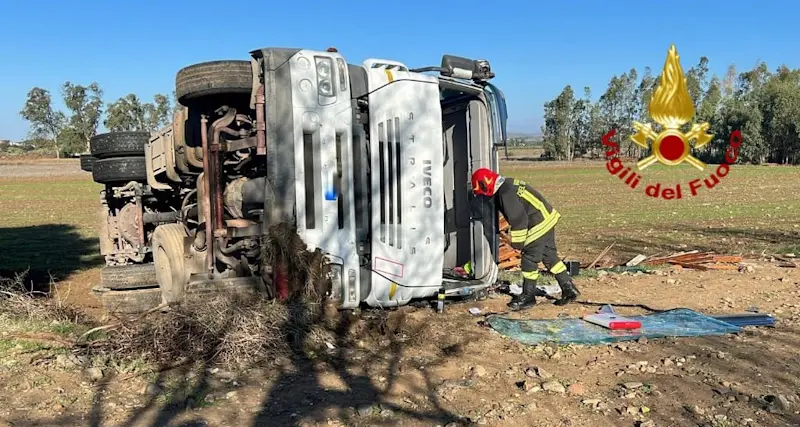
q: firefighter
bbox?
[471,168,580,311]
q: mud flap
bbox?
[274,262,289,301]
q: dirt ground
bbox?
[2,258,800,427]
[0,159,88,179]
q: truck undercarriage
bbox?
[81,48,509,314]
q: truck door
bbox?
[361,59,445,307]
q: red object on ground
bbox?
[583,313,642,330]
[274,263,289,300]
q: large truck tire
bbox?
[101,264,158,290]
[80,154,95,172]
[175,60,252,105]
[90,132,149,159]
[91,157,147,184]
[151,223,189,304]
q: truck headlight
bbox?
[315,57,335,97]
[337,58,348,92]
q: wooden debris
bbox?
[497,214,521,270]
[587,242,616,269]
[643,251,743,271]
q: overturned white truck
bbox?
[81,47,509,312]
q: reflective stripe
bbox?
[522,270,539,280]
[507,181,561,246]
[524,210,561,245]
[509,229,527,238]
[510,229,527,243]
[550,261,567,274]
[519,189,547,215]
[518,189,560,244]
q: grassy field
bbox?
[503,160,800,260]
[0,160,103,282]
[1,159,798,282]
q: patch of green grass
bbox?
[0,339,18,353]
[0,173,103,280]
[0,338,50,354]
[108,357,149,375]
[2,160,798,279]
[501,162,800,260]
[1,316,86,336]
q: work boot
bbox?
[554,277,581,306]
[508,279,538,311]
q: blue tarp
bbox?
[486,308,742,346]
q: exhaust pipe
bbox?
[200,115,214,278]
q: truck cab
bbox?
[254,49,509,308]
[84,47,508,312]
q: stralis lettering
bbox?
[422,160,432,208]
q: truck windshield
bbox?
[484,83,508,145]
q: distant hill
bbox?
[508,132,541,139]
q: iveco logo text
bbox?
[423,160,433,208]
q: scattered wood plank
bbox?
[703,264,740,270]
[499,251,517,263]
[645,250,701,264]
[588,242,616,269]
[499,259,521,270]
[670,261,710,271]
[643,250,744,271]
[712,255,743,263]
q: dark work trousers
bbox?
[520,228,570,285]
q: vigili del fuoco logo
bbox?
[602,44,743,200]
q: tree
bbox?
[539,54,800,165]
[105,93,173,132]
[145,94,172,131]
[570,87,592,158]
[57,126,86,155]
[62,82,104,153]
[541,85,577,160]
[618,69,639,156]
[105,94,146,132]
[685,57,710,105]
[19,88,66,158]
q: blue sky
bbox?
[1,0,798,141]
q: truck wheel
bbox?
[101,264,158,290]
[152,223,189,304]
[175,60,252,106]
[80,154,95,172]
[90,132,149,159]
[91,157,147,184]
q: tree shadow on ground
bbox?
[0,224,102,289]
[250,300,466,427]
[7,300,467,427]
